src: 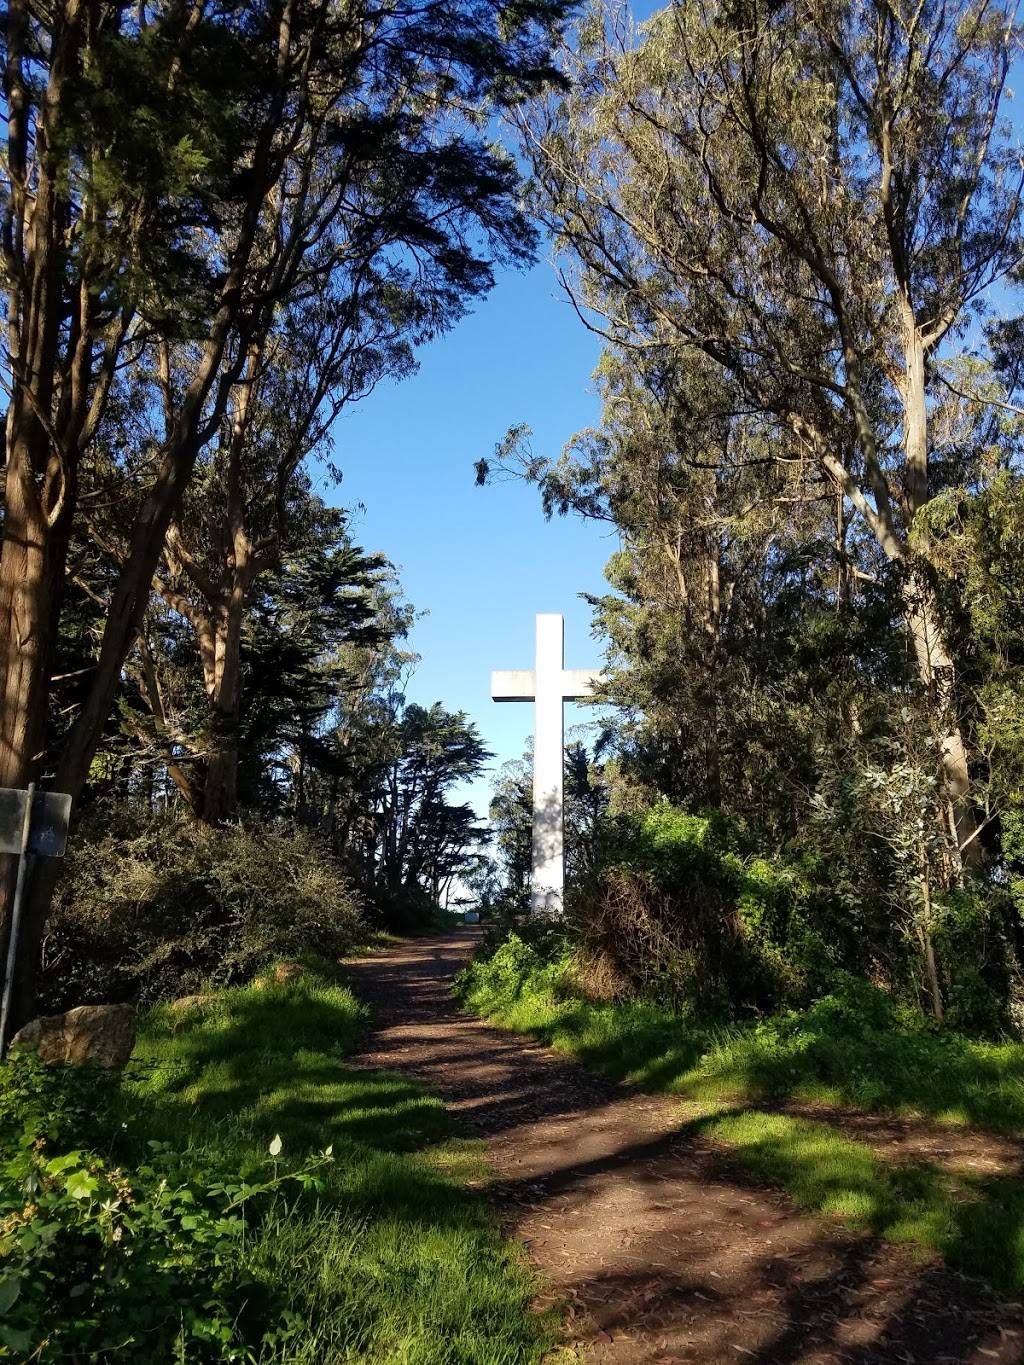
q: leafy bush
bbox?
[931,885,1016,1035]
[41,809,363,1010]
[457,933,573,1014]
[0,1052,333,1361]
[569,805,835,1015]
[373,882,453,932]
[564,803,1014,1028]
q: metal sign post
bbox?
[0,786,73,1058]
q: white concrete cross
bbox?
[492,613,602,916]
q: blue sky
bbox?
[316,257,617,815]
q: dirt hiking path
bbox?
[345,932,1024,1364]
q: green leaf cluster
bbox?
[0,1054,333,1361]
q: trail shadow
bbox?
[345,932,1024,1364]
[120,969,496,1242]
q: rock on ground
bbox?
[11,1003,135,1069]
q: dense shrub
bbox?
[41,810,363,1010]
[568,805,835,1016]
[458,931,574,1013]
[373,882,448,932]
[565,803,1015,1028]
[931,885,1016,1035]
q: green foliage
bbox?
[457,932,573,1012]
[542,789,1017,1029]
[42,810,363,1010]
[0,1052,335,1361]
[1,969,547,1362]
[488,0,1024,1034]
[571,805,836,1014]
[932,887,1016,1035]
[806,724,1020,1029]
[458,936,1024,1128]
[318,687,492,927]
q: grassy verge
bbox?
[456,935,1024,1294]
[1,964,548,1363]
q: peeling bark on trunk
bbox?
[917,841,944,1026]
[701,546,723,810]
[201,386,257,825]
[201,597,245,825]
[161,360,262,827]
[663,517,724,807]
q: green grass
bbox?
[122,968,550,1363]
[456,937,1024,1294]
[457,939,1024,1127]
[3,966,549,1363]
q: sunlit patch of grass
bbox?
[696,1108,1024,1292]
[118,964,549,1363]
[457,945,1024,1129]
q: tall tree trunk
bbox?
[194,351,260,826]
[202,602,244,825]
[703,533,723,807]
[203,736,240,825]
[6,450,204,1028]
[903,574,979,867]
[917,838,944,1025]
[0,425,57,987]
[898,305,980,867]
[0,429,54,794]
[0,0,83,987]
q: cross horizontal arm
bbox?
[492,669,536,702]
[562,669,604,701]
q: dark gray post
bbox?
[0,782,36,1058]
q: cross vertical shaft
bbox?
[491,613,602,916]
[532,613,566,916]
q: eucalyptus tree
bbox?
[517,0,1024,868]
[1,0,573,1017]
[481,348,838,814]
